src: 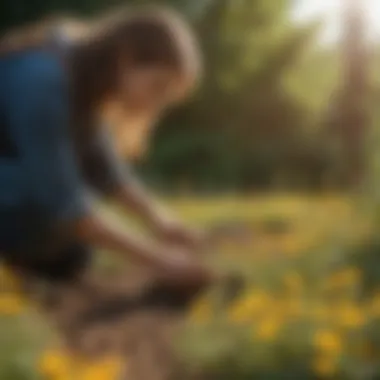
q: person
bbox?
[0,5,215,293]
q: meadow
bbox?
[0,195,378,380]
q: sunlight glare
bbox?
[292,0,380,44]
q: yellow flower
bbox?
[313,329,342,355]
[82,356,125,380]
[0,293,27,315]
[228,302,251,323]
[326,268,361,289]
[38,349,70,378]
[313,355,337,377]
[228,290,270,323]
[338,303,365,328]
[255,317,281,341]
[247,290,272,308]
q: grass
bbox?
[0,194,372,380]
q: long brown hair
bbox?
[0,5,202,158]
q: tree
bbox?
[147,0,321,191]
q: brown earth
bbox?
[36,270,197,380]
[32,223,249,380]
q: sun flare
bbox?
[292,0,380,44]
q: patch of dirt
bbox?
[36,268,242,380]
[28,226,248,380]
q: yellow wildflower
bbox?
[326,268,361,290]
[313,329,342,355]
[338,303,365,328]
[82,356,125,380]
[38,349,70,378]
[0,293,27,315]
[228,290,270,323]
[228,302,251,323]
[246,290,272,309]
[255,317,281,341]
[313,355,337,377]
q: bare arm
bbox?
[69,212,213,286]
[115,179,171,231]
[81,129,204,248]
[115,181,206,249]
[71,211,169,269]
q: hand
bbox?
[155,247,215,290]
[155,217,206,251]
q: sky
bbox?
[291,0,380,44]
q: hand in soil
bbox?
[156,250,215,291]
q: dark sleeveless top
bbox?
[0,31,130,255]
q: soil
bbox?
[34,266,245,380]
[31,224,248,380]
[36,269,198,380]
